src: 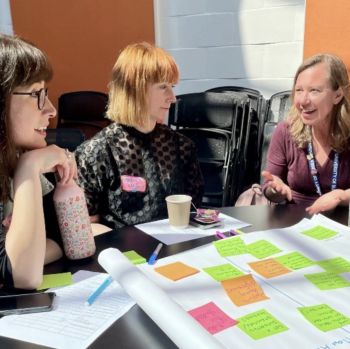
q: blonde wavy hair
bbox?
[106,42,179,128]
[288,53,350,152]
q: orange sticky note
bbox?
[221,274,269,306]
[248,258,292,279]
[155,261,200,281]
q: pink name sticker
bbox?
[121,175,147,192]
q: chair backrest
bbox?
[206,85,262,100]
[58,91,110,139]
[266,90,292,123]
[178,128,232,207]
[46,128,86,151]
[259,122,278,183]
[203,88,266,204]
[168,91,244,130]
[169,91,250,207]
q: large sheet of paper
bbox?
[0,273,135,349]
[138,215,350,349]
[135,213,250,245]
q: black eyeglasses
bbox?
[12,88,48,110]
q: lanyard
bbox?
[306,142,339,196]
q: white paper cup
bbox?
[165,195,192,229]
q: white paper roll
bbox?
[98,248,225,349]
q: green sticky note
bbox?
[317,257,350,274]
[123,250,146,264]
[213,237,247,257]
[304,272,350,290]
[298,304,350,332]
[276,251,314,270]
[37,272,73,290]
[203,263,244,281]
[302,225,338,240]
[246,240,282,259]
[237,309,288,340]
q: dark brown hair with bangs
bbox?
[0,34,53,202]
[106,42,179,127]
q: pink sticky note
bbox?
[188,301,238,334]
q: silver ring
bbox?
[65,148,72,160]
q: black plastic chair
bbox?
[58,91,110,139]
[266,90,292,123]
[204,87,266,203]
[46,128,85,151]
[259,121,278,182]
[169,91,244,207]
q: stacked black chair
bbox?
[57,91,110,139]
[46,128,86,151]
[168,91,249,207]
[206,86,266,203]
[266,90,292,123]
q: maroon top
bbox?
[265,121,350,205]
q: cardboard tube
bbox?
[98,248,225,349]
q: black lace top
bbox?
[75,123,204,229]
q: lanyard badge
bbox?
[306,142,339,196]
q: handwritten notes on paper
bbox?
[275,251,314,270]
[237,309,288,340]
[203,263,244,281]
[246,240,281,259]
[188,301,238,334]
[304,272,350,290]
[248,259,291,279]
[301,225,338,240]
[221,274,269,306]
[155,261,199,281]
[317,257,350,274]
[298,304,350,332]
[37,272,73,291]
[214,237,247,257]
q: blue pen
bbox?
[86,276,113,306]
[148,243,163,265]
[215,231,226,239]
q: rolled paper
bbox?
[98,248,225,349]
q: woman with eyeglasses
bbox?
[0,34,77,289]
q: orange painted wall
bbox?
[304,0,350,69]
[10,0,155,126]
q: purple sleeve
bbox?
[265,122,290,183]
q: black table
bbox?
[1,204,349,348]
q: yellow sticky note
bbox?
[155,262,199,281]
[248,258,292,279]
[221,274,269,306]
[37,272,73,290]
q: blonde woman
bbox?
[75,42,203,229]
[262,53,350,214]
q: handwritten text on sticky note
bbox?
[221,274,269,306]
[248,258,291,279]
[188,301,238,334]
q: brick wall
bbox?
[154,0,305,98]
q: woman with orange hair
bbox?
[75,42,203,229]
